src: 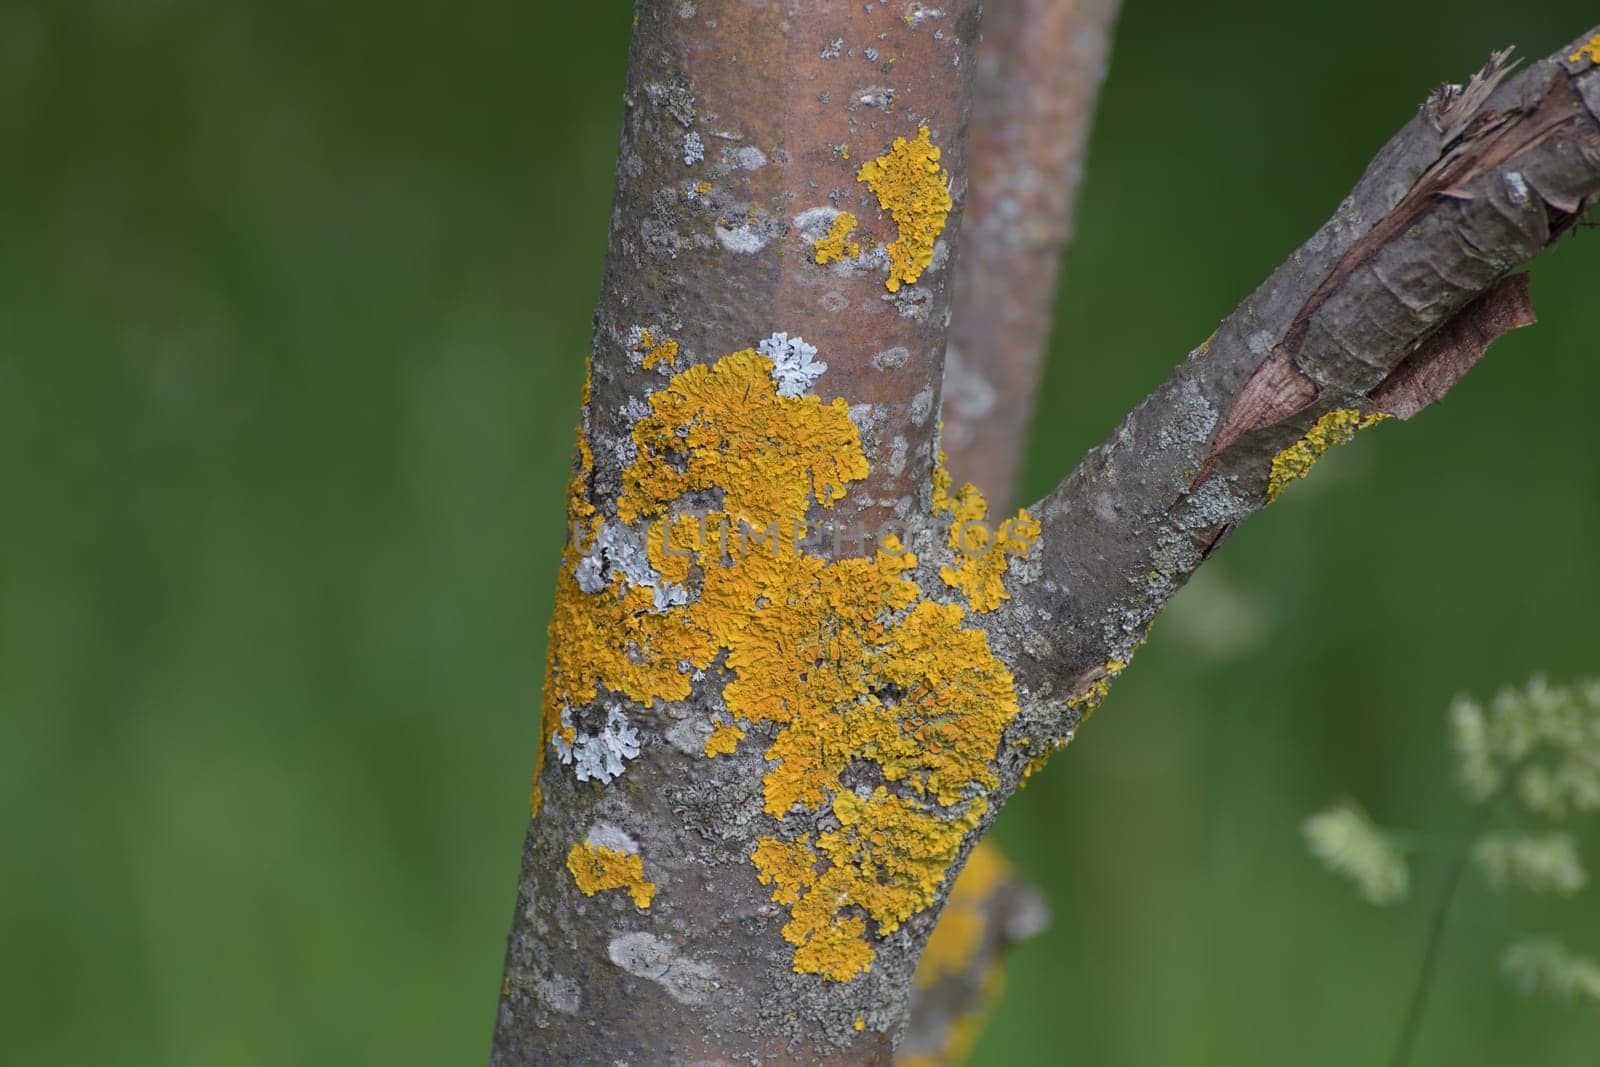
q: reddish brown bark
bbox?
[941,0,1122,507]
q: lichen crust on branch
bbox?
[857,126,955,293]
[996,33,1600,718]
[566,840,657,910]
[538,345,1041,984]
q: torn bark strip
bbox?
[992,31,1600,741]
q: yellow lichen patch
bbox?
[914,839,1010,989]
[644,337,679,370]
[813,211,860,264]
[618,349,868,526]
[1266,408,1387,502]
[542,348,1026,982]
[1019,746,1057,787]
[543,549,714,712]
[856,126,952,292]
[751,835,820,906]
[566,841,656,909]
[1570,34,1600,65]
[757,790,987,981]
[917,898,982,986]
[931,451,1040,612]
[704,719,745,757]
[532,431,599,820]
[628,329,681,371]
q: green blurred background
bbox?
[3,1,1597,1063]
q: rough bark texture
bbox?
[984,36,1600,731]
[494,13,1600,1064]
[941,0,1123,504]
[494,4,984,1065]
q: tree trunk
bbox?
[493,7,1600,1061]
[494,4,989,1063]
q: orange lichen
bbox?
[856,126,952,292]
[1570,34,1600,65]
[704,719,745,757]
[1019,746,1057,786]
[645,338,679,370]
[618,349,867,526]
[540,348,1026,981]
[632,328,680,371]
[813,211,860,264]
[531,429,599,820]
[931,450,1040,612]
[566,841,656,909]
[758,790,988,981]
[913,839,1011,989]
[1266,408,1387,502]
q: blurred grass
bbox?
[1,2,1597,1064]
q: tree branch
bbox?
[987,32,1600,739]
[497,16,1600,1065]
[940,0,1123,505]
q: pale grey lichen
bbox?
[550,705,577,764]
[758,332,827,397]
[872,346,910,371]
[730,145,767,171]
[573,554,607,596]
[554,704,642,785]
[682,132,704,166]
[606,932,723,1005]
[624,324,659,367]
[792,205,843,244]
[576,521,689,611]
[533,971,581,1016]
[643,82,697,128]
[1504,170,1532,209]
[621,396,652,424]
[713,222,770,254]
[585,822,641,854]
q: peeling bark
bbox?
[987,33,1600,733]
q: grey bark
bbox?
[984,39,1600,729]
